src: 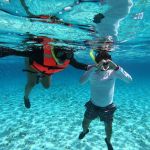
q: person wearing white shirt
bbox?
[79,51,132,150]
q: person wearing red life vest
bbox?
[0,37,90,109]
[24,36,91,109]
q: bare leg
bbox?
[24,58,37,108]
[24,58,37,98]
[82,117,92,133]
[24,72,37,99]
[104,121,114,150]
[104,121,112,143]
[79,117,92,139]
[41,75,51,89]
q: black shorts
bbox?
[84,101,117,122]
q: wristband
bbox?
[114,66,119,71]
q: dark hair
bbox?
[95,51,112,63]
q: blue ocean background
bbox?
[0,0,150,150]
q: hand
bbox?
[96,59,106,69]
[87,64,96,70]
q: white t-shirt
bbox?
[87,67,132,107]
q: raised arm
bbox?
[70,57,88,70]
[80,67,95,84]
[108,60,132,83]
[114,67,132,83]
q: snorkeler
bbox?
[78,42,132,150]
[0,37,91,109]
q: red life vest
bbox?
[31,37,70,75]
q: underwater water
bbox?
[0,0,150,150]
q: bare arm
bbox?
[70,57,88,70]
[20,0,35,17]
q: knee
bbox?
[82,117,91,126]
[26,81,36,88]
[41,76,51,89]
[43,83,50,89]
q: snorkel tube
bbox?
[89,49,96,63]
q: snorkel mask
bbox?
[97,36,114,52]
[58,51,73,61]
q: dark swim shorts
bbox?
[84,101,117,122]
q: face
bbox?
[99,36,114,51]
[101,41,113,51]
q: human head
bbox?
[53,46,73,61]
[96,36,114,51]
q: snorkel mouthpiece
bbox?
[103,62,108,66]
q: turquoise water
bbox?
[0,0,150,150]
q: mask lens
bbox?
[66,52,73,59]
[56,51,64,57]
